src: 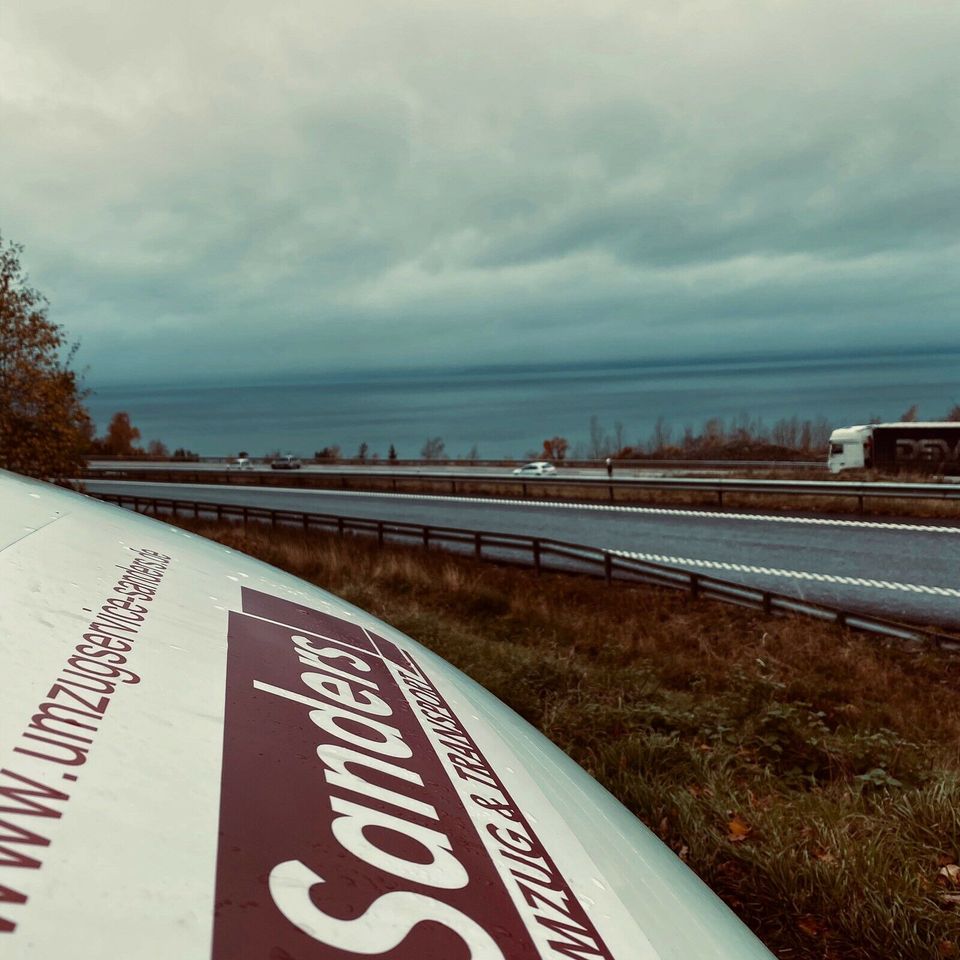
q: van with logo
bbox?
[827,422,960,474]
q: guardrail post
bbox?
[392,478,398,493]
[689,573,699,598]
[194,502,199,518]
[533,539,542,575]
[377,521,384,546]
[522,482,528,498]
[475,532,482,558]
[717,490,723,507]
[302,513,308,531]
[423,528,430,549]
[451,479,456,495]
[242,506,249,526]
[217,503,223,521]
[172,501,178,517]
[858,495,864,514]
[337,517,344,536]
[271,510,277,529]
[762,592,772,614]
[604,553,612,584]
[608,484,614,502]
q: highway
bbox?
[86,459,826,478]
[87,461,695,479]
[82,478,960,631]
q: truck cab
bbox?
[827,425,872,473]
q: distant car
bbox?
[227,457,254,471]
[270,454,302,470]
[512,461,557,477]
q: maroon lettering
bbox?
[0,884,27,933]
[538,915,609,960]
[2,546,168,936]
[46,683,109,717]
[28,702,99,743]
[213,608,540,959]
[0,770,68,818]
[14,736,88,767]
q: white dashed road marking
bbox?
[608,549,960,597]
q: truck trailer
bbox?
[827,421,960,474]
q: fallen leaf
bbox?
[686,784,703,798]
[938,941,958,957]
[814,847,836,864]
[938,853,959,867]
[727,814,752,843]
[678,844,689,862]
[939,864,960,887]
[941,893,960,906]
[797,915,827,938]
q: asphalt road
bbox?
[83,479,960,630]
[87,460,683,478]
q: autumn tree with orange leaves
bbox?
[0,234,93,480]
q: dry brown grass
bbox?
[176,517,960,959]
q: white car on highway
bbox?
[227,457,254,470]
[512,460,557,477]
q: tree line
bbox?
[535,406,960,463]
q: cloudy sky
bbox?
[2,0,958,386]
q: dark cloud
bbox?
[1,0,957,385]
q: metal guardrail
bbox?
[87,455,827,471]
[83,467,960,510]
[93,491,959,651]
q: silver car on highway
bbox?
[512,460,557,477]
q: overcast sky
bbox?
[2,0,958,385]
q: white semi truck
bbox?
[827,422,960,474]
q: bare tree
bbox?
[647,416,672,454]
[613,421,625,455]
[588,415,610,458]
[420,436,446,460]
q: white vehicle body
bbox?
[0,469,772,958]
[227,457,254,470]
[512,461,557,477]
[827,425,872,472]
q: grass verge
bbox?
[177,518,960,959]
